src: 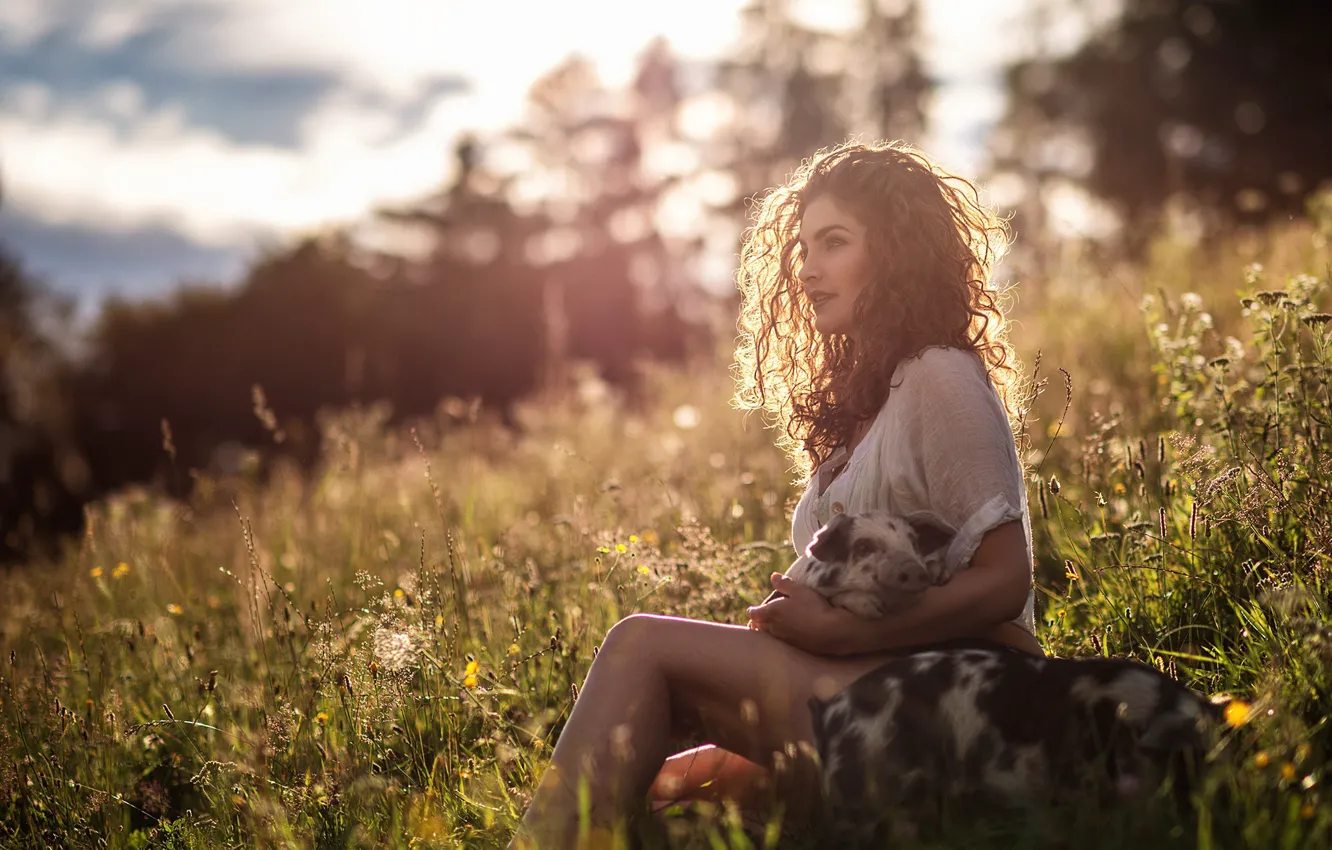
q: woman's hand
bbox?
[745,573,852,655]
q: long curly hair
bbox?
[733,140,1024,482]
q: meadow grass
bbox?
[2,213,1331,848]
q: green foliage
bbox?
[2,214,1331,847]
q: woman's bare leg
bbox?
[506,613,900,849]
[649,744,770,808]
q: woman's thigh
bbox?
[604,613,898,772]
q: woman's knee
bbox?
[603,613,666,653]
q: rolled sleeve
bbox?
[891,348,1030,576]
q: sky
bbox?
[0,0,1072,307]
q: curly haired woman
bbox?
[508,140,1044,849]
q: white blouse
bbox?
[790,345,1036,637]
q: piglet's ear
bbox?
[808,513,854,562]
[906,512,954,557]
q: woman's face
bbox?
[796,194,873,337]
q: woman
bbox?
[508,141,1043,849]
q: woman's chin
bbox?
[813,315,851,336]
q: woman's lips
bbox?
[811,294,836,309]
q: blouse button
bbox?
[831,502,845,515]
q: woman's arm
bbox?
[747,520,1034,656]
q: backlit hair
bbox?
[732,140,1024,480]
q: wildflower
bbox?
[615,544,627,554]
[637,565,651,575]
[166,604,183,616]
[90,566,103,578]
[372,629,417,673]
[507,643,520,656]
[315,712,328,724]
[394,588,405,600]
[1254,751,1270,768]
[463,674,478,689]
[629,535,639,543]
[465,660,478,677]
[597,546,610,555]
[1281,762,1297,781]
[435,615,445,629]
[1224,700,1251,727]
[1113,482,1126,495]
[113,562,130,579]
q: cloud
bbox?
[0,81,478,247]
[0,21,354,148]
[0,204,249,301]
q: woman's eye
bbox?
[826,238,843,249]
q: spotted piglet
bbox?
[808,647,1227,843]
[763,509,958,618]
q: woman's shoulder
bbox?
[892,345,987,387]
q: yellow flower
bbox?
[1281,762,1297,781]
[597,546,610,554]
[1224,700,1251,727]
[1113,483,1126,495]
[465,660,478,677]
[89,566,104,578]
[463,674,478,689]
[166,604,183,616]
[435,615,445,629]
[615,544,627,553]
[1254,751,1270,768]
[637,565,650,575]
[628,535,639,543]
[113,562,130,579]
[507,643,520,656]
[394,588,404,600]
[315,712,328,724]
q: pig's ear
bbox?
[808,513,854,562]
[905,512,954,558]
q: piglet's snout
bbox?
[887,559,935,593]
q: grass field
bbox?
[2,212,1331,848]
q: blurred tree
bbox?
[709,0,932,214]
[993,0,1332,242]
[377,48,707,400]
[0,180,83,561]
[374,136,551,412]
[506,50,701,387]
[71,234,381,492]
